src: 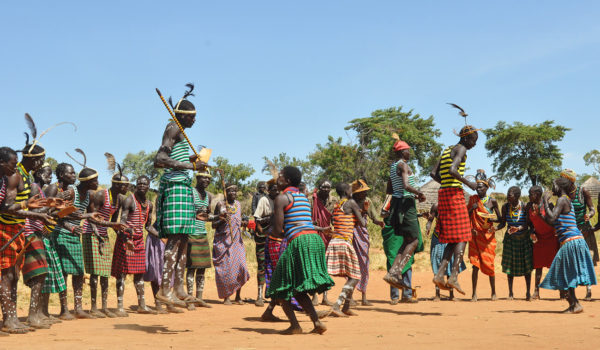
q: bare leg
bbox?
[173,236,190,301]
[151,281,168,314]
[433,286,441,301]
[235,289,244,304]
[532,268,542,299]
[27,275,50,328]
[1,267,30,333]
[261,299,284,322]
[446,242,467,294]
[507,275,514,300]
[58,280,75,321]
[327,278,358,317]
[433,244,452,290]
[471,266,479,302]
[585,285,592,301]
[195,268,210,307]
[98,276,116,317]
[158,236,179,305]
[361,291,372,306]
[525,274,532,301]
[490,275,497,300]
[134,274,155,314]
[295,293,326,334]
[569,288,583,313]
[73,275,94,319]
[384,238,418,289]
[279,300,303,335]
[114,275,129,317]
[88,275,105,318]
[321,291,332,306]
[255,284,265,307]
[186,268,196,310]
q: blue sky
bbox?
[2,1,599,193]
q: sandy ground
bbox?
[2,268,600,350]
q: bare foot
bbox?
[432,296,440,302]
[187,303,196,311]
[155,305,169,315]
[507,295,514,301]
[46,315,62,324]
[235,299,245,305]
[0,330,8,336]
[491,294,498,301]
[342,309,358,316]
[348,299,358,307]
[167,305,183,314]
[255,298,265,307]
[59,311,75,321]
[330,308,348,318]
[223,298,233,305]
[101,308,118,318]
[585,292,592,302]
[471,295,478,302]
[361,299,373,306]
[446,277,465,295]
[195,299,212,308]
[391,298,400,305]
[310,322,327,335]
[2,319,30,334]
[321,298,333,306]
[280,326,303,335]
[572,303,584,314]
[26,317,50,329]
[526,293,532,301]
[89,308,106,318]
[138,305,158,314]
[531,291,540,300]
[312,294,319,306]
[155,288,175,306]
[432,277,450,291]
[114,309,129,317]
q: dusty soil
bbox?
[2,268,599,350]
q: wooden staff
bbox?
[155,88,199,158]
[0,227,26,253]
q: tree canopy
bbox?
[208,156,255,194]
[261,153,317,187]
[583,149,600,175]
[483,120,569,186]
[122,150,164,187]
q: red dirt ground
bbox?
[2,269,599,349]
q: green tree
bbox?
[121,150,164,187]
[309,106,442,193]
[208,156,255,194]
[583,149,600,175]
[261,152,318,187]
[483,120,570,186]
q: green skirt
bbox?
[266,233,334,301]
[156,178,195,237]
[501,231,533,276]
[390,197,421,239]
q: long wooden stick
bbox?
[155,88,199,158]
[0,227,26,253]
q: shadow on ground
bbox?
[114,323,192,334]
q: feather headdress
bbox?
[23,113,77,156]
[173,83,196,114]
[104,152,128,184]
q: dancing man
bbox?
[154,84,205,306]
[429,124,479,294]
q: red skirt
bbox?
[533,235,559,269]
[438,187,471,243]
[111,233,145,277]
[0,223,25,270]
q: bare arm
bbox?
[425,203,438,236]
[496,203,508,230]
[582,187,596,221]
[154,123,204,170]
[146,202,159,237]
[270,193,289,239]
[542,195,569,226]
[490,197,501,223]
[429,158,442,184]
[398,162,425,201]
[348,199,366,227]
[119,195,134,236]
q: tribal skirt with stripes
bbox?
[353,226,370,292]
[0,223,24,270]
[501,231,533,276]
[540,238,597,290]
[326,237,361,280]
[22,233,49,286]
[82,232,112,277]
[437,187,472,243]
[187,234,212,269]
[111,234,146,277]
[42,236,67,294]
[156,179,195,236]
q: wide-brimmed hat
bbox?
[351,179,370,193]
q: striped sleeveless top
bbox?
[0,163,32,224]
[571,185,586,226]
[163,139,191,182]
[506,201,527,235]
[283,187,316,240]
[331,199,355,242]
[390,160,404,198]
[56,186,90,235]
[0,176,6,204]
[24,183,46,238]
[439,146,466,189]
[192,188,209,238]
[126,194,150,238]
[84,189,119,237]
[555,199,583,243]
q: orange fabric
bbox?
[467,195,497,276]
[0,223,25,270]
[332,199,356,242]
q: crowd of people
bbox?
[0,87,598,336]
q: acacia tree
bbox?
[308,136,360,187]
[122,150,164,188]
[483,120,569,186]
[261,153,318,187]
[209,156,255,194]
[584,149,600,175]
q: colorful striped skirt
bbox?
[501,231,533,276]
[432,233,466,277]
[326,237,361,280]
[212,230,250,299]
[22,233,49,286]
[0,223,24,270]
[156,179,195,236]
[468,228,497,276]
[540,238,597,290]
[353,226,370,292]
[187,234,212,269]
[53,229,85,276]
[265,236,282,291]
[82,231,112,277]
[267,233,334,301]
[42,236,67,294]
[437,187,471,243]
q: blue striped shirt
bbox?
[556,201,583,243]
[390,160,404,198]
[283,188,316,240]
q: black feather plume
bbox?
[24,132,30,146]
[24,113,37,139]
[117,163,123,179]
[75,148,87,167]
[183,83,195,99]
[168,96,175,109]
